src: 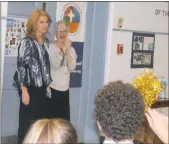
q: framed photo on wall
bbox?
[130,32,155,68]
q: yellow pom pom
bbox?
[133,69,164,112]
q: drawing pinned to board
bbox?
[62,4,81,35]
[133,52,142,65]
[143,37,154,51]
[133,36,143,50]
[142,53,152,65]
[131,32,155,68]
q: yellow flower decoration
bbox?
[133,69,164,112]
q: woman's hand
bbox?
[61,39,72,54]
[145,108,168,144]
[21,85,30,105]
[64,38,72,48]
[47,86,51,93]
[22,90,30,105]
[47,86,51,98]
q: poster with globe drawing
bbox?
[56,2,87,88]
[63,6,80,34]
[56,2,86,42]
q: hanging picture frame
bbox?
[130,32,155,68]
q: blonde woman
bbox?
[14,9,52,144]
[23,119,78,144]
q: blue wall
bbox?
[1,2,110,143]
[83,2,110,142]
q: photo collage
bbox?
[131,32,155,68]
[5,18,27,56]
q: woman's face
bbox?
[56,23,68,43]
[36,16,49,34]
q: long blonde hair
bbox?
[26,9,52,40]
[23,119,78,144]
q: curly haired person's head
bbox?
[94,81,144,142]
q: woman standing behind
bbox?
[15,9,52,144]
[48,20,77,121]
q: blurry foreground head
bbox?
[23,118,78,144]
[94,81,145,142]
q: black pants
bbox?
[100,136,105,144]
[49,88,70,121]
[18,86,49,144]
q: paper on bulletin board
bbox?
[143,37,154,51]
[70,42,84,87]
[5,17,27,56]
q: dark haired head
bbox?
[94,81,144,142]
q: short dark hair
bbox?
[94,81,144,142]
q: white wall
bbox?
[105,2,168,115]
[113,2,168,33]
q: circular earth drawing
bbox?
[63,5,81,34]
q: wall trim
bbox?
[113,28,169,35]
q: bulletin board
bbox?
[130,32,155,68]
[5,17,27,56]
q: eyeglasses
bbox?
[56,29,68,34]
